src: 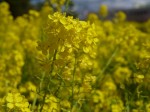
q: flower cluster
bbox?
[0,92,30,112]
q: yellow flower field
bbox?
[0,1,150,112]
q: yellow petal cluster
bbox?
[5,92,30,112]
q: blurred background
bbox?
[1,0,150,22]
[73,0,150,22]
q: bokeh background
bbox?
[0,0,150,22]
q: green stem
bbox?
[40,92,47,112]
[125,92,130,112]
[31,94,38,112]
[71,55,77,110]
[31,72,45,112]
[96,46,119,86]
[65,0,70,12]
[39,49,57,112]
[49,49,57,75]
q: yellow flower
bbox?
[99,4,108,18]
[111,104,123,112]
[115,11,126,22]
[133,74,144,83]
[5,92,30,111]
[43,95,60,112]
[113,67,131,84]
[92,90,104,104]
[146,103,150,112]
[87,13,99,23]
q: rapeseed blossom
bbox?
[99,4,108,18]
[4,92,30,112]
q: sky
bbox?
[71,0,150,18]
[30,0,150,18]
[30,0,150,9]
[72,0,150,10]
